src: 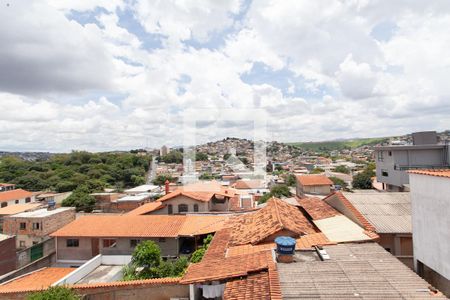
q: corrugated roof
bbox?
[278,243,447,299]
[342,192,411,233]
[313,215,373,243]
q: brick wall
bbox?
[0,236,16,276]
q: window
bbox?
[19,241,26,248]
[388,151,392,156]
[168,204,173,215]
[178,204,188,213]
[158,237,166,243]
[66,239,79,247]
[32,222,40,230]
[193,204,199,212]
[103,239,117,248]
[25,197,31,203]
[1,202,7,208]
[381,169,389,177]
[20,222,26,230]
[15,200,19,204]
[130,239,141,248]
[377,151,384,161]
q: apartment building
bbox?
[409,169,450,297]
[3,207,76,249]
[374,131,450,191]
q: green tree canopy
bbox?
[152,174,174,186]
[285,174,297,187]
[258,184,291,204]
[61,185,95,212]
[333,165,350,174]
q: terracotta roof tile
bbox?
[73,277,180,290]
[0,203,43,215]
[0,189,33,202]
[0,268,75,294]
[228,195,255,211]
[408,169,450,178]
[297,197,341,220]
[181,251,272,284]
[227,232,333,257]
[233,180,265,189]
[223,271,271,300]
[229,198,317,246]
[158,181,236,203]
[296,175,333,186]
[125,202,165,216]
[178,215,229,236]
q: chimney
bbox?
[165,180,170,195]
[274,236,296,263]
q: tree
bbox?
[160,151,183,164]
[190,234,213,263]
[333,165,350,174]
[153,174,174,186]
[286,174,297,187]
[123,240,189,280]
[352,171,373,189]
[199,173,213,180]
[223,153,231,160]
[27,286,80,300]
[311,167,325,174]
[258,184,291,204]
[195,152,208,161]
[62,185,95,212]
[329,176,348,190]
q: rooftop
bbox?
[117,193,152,202]
[0,203,43,216]
[342,192,411,233]
[51,214,228,238]
[125,201,165,215]
[0,189,33,202]
[9,207,74,218]
[296,175,333,186]
[124,184,160,193]
[278,243,446,299]
[228,198,317,246]
[408,169,450,179]
[233,179,266,189]
[0,268,75,293]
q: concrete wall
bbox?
[0,236,16,276]
[0,283,189,300]
[57,237,179,261]
[297,183,331,196]
[410,173,450,288]
[2,195,36,207]
[16,238,55,269]
[375,148,445,189]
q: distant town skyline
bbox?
[1,1,450,152]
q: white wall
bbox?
[410,173,450,280]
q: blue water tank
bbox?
[274,236,296,255]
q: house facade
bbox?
[0,188,35,208]
[296,175,333,196]
[3,207,76,249]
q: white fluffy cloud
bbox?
[0,0,449,151]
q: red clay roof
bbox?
[224,271,271,300]
[0,268,75,294]
[297,197,341,220]
[233,180,265,189]
[0,189,33,202]
[296,175,333,186]
[408,169,450,178]
[157,190,214,202]
[72,277,180,290]
[229,197,317,246]
[181,250,272,284]
[0,203,42,215]
[125,202,165,216]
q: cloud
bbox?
[0,0,450,151]
[0,1,114,96]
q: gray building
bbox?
[374,131,449,191]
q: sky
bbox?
[0,0,450,152]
